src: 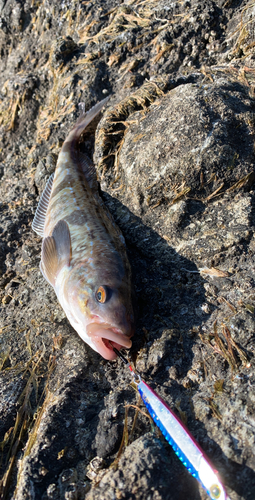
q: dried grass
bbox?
[228,1,255,58]
[200,321,249,371]
[199,267,230,278]
[96,80,165,178]
[35,62,77,143]
[0,347,56,500]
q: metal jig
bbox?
[112,345,230,500]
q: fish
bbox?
[32,97,135,360]
[112,345,229,500]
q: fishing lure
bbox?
[111,346,230,500]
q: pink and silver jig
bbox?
[112,346,230,500]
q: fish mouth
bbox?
[86,322,132,360]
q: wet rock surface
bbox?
[1,1,255,499]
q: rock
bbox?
[1,1,255,500]
[87,434,199,500]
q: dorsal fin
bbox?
[40,220,71,287]
[78,152,98,191]
[32,173,54,237]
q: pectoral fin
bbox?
[41,220,71,287]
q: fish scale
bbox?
[49,154,126,266]
[47,164,102,263]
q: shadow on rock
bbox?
[102,192,209,363]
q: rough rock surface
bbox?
[1,1,255,499]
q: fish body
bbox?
[32,98,134,359]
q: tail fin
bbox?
[68,96,110,143]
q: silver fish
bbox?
[32,98,134,360]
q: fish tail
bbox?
[66,96,110,144]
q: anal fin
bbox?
[41,220,71,287]
[32,173,54,237]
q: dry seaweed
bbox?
[96,80,165,178]
[200,321,249,372]
[0,348,56,499]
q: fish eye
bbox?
[95,286,107,303]
[209,484,221,499]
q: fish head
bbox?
[62,263,135,360]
